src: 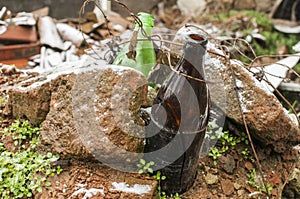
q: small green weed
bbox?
[208,147,222,166]
[247,168,257,188]
[241,148,254,162]
[288,100,300,117]
[137,159,181,199]
[247,169,273,195]
[208,129,250,165]
[0,120,62,199]
[137,159,154,174]
[3,119,40,149]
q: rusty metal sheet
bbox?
[0,43,40,61]
[0,24,37,43]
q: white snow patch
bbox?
[207,41,226,57]
[235,79,251,113]
[72,184,104,199]
[100,136,110,143]
[110,182,152,195]
[110,64,145,77]
[230,59,273,94]
[18,58,142,91]
[205,55,223,71]
[230,59,243,67]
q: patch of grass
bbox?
[207,123,252,165]
[3,119,40,149]
[253,31,300,56]
[0,120,62,199]
[294,63,300,72]
[210,10,300,63]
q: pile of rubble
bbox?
[0,6,130,69]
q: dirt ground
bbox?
[0,66,299,199]
[1,3,300,198]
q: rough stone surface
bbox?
[283,158,300,198]
[4,60,148,169]
[221,179,235,196]
[219,155,236,174]
[205,52,300,153]
[234,0,256,10]
[205,173,219,185]
[8,81,51,125]
[0,66,44,124]
[161,25,300,153]
[40,64,148,168]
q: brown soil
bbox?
[0,77,298,199]
[0,6,300,199]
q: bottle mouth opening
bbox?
[186,33,208,46]
[189,34,205,41]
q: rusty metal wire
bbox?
[78,3,300,196]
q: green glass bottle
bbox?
[113,12,156,77]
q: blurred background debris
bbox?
[0,1,130,69]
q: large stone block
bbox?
[170,25,300,153]
[4,60,148,170]
[205,53,300,153]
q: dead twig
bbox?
[221,38,257,63]
[166,50,206,83]
[113,0,148,38]
[280,161,297,197]
[79,0,108,60]
[263,75,300,126]
[79,0,151,60]
[118,37,184,47]
[225,53,271,198]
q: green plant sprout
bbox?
[3,119,40,148]
[0,120,62,199]
[137,159,181,199]
[288,100,300,117]
[241,148,254,162]
[206,121,223,140]
[247,168,257,188]
[137,159,154,174]
[208,147,222,166]
[247,169,273,195]
[208,122,252,165]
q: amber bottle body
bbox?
[144,34,210,194]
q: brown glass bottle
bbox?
[144,33,210,194]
